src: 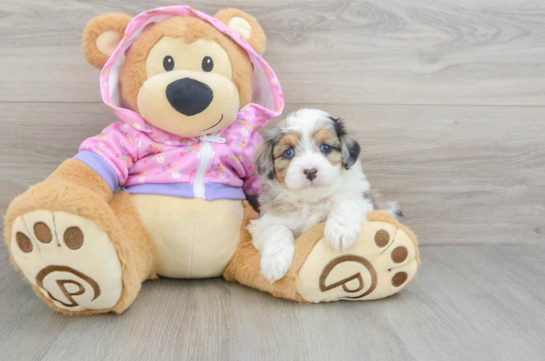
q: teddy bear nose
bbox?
[165,78,213,116]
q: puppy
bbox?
[248,109,401,282]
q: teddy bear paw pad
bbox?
[10,210,122,311]
[296,220,418,303]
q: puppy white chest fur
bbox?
[288,197,336,237]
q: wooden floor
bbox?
[0,0,544,360]
[1,245,544,360]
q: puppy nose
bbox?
[304,168,318,181]
[166,78,213,116]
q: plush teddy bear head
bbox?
[82,9,266,137]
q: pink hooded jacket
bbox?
[74,6,284,204]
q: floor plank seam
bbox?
[1,101,545,108]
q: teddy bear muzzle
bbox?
[166,78,214,116]
[136,69,240,138]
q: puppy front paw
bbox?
[324,217,362,251]
[260,243,295,283]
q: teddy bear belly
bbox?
[130,194,244,278]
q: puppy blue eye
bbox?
[284,148,295,159]
[320,144,332,154]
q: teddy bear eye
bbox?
[163,56,174,71]
[202,56,213,72]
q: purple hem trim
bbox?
[73,150,119,192]
[205,183,245,201]
[123,183,194,198]
[122,182,247,201]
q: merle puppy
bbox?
[249,109,401,282]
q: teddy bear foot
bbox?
[224,209,420,304]
[296,211,420,303]
[10,210,123,312]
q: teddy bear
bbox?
[4,6,420,315]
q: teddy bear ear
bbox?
[82,13,132,69]
[215,8,266,56]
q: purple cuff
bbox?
[246,194,259,205]
[73,150,119,192]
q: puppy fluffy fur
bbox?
[249,109,401,282]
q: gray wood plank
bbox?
[1,102,543,246]
[1,245,544,360]
[0,0,544,105]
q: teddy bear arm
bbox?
[48,158,114,202]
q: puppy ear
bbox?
[254,138,275,180]
[341,138,361,170]
[82,13,132,69]
[215,8,266,55]
[331,117,361,170]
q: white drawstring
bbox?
[199,134,226,143]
